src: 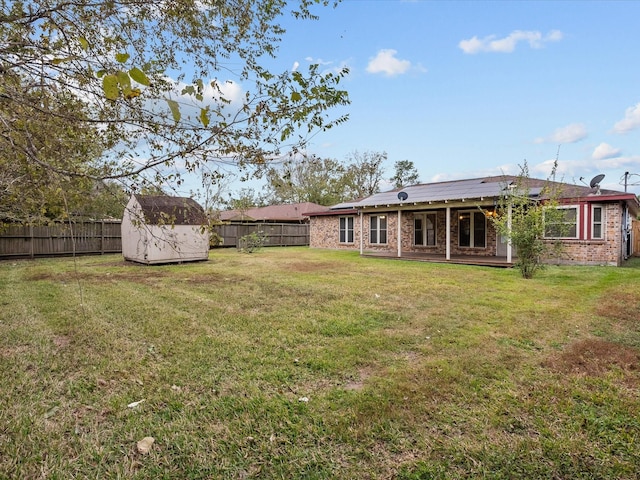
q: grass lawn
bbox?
[1,247,639,479]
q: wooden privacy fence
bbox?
[0,221,309,259]
[213,223,309,248]
[633,219,640,257]
[0,221,122,259]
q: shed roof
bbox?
[134,195,206,225]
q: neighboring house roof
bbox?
[219,202,331,222]
[134,195,207,225]
[320,176,639,214]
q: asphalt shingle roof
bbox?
[219,202,330,222]
[135,195,206,225]
[341,176,627,209]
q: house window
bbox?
[370,215,387,244]
[339,216,354,243]
[458,211,486,248]
[544,206,578,238]
[414,213,437,246]
[592,205,604,239]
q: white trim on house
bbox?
[544,204,580,239]
[446,207,451,260]
[414,212,437,247]
[359,211,364,254]
[339,215,354,244]
[591,204,604,240]
[370,214,388,245]
[457,210,487,248]
[397,209,402,258]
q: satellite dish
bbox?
[589,174,605,189]
[397,191,408,201]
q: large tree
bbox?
[265,154,346,205]
[0,73,121,222]
[390,159,419,188]
[343,150,386,198]
[264,150,388,205]
[1,0,350,208]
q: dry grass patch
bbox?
[544,338,640,384]
[595,290,640,325]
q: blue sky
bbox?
[249,0,640,196]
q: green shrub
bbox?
[237,230,267,253]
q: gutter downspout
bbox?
[446,207,451,260]
[397,209,402,258]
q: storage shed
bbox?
[121,195,210,264]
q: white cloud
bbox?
[592,142,621,160]
[304,56,352,76]
[292,61,300,72]
[459,30,563,54]
[305,56,334,66]
[612,102,640,133]
[366,49,411,76]
[534,123,588,144]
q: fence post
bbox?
[29,224,34,259]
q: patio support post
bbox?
[397,209,402,257]
[359,210,364,255]
[446,207,451,260]
[507,204,512,263]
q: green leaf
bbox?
[167,99,181,123]
[116,71,132,94]
[129,67,150,86]
[291,91,302,102]
[199,107,210,127]
[102,75,120,101]
[51,57,73,65]
[115,53,130,64]
[78,37,89,51]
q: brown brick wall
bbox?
[310,203,625,265]
[546,203,623,266]
[311,209,499,255]
[310,215,359,250]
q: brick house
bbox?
[308,176,639,267]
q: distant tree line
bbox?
[225,153,421,209]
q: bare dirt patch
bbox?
[344,367,373,391]
[27,270,169,285]
[595,291,640,325]
[185,273,249,286]
[0,345,31,358]
[544,338,639,385]
[286,261,344,273]
[28,268,248,287]
[53,335,71,349]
